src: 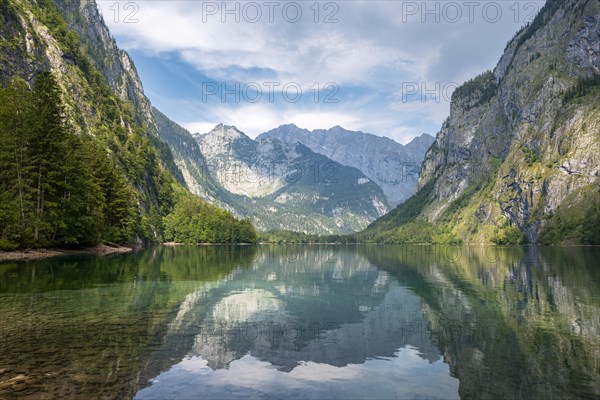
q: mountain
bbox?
[153,107,222,203]
[52,0,154,128]
[404,132,437,158]
[153,115,390,234]
[190,124,390,234]
[0,0,256,249]
[257,125,434,205]
[364,0,600,245]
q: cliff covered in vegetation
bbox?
[0,0,256,249]
[364,0,600,245]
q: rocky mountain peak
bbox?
[178,124,391,233]
[405,133,436,154]
[281,123,300,129]
[205,123,247,139]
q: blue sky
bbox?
[97,0,546,144]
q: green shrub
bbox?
[492,225,524,245]
[0,238,19,251]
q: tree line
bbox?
[0,72,256,250]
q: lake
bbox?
[0,245,598,399]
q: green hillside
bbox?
[0,0,256,249]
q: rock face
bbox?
[1,0,164,145]
[258,125,434,206]
[197,125,294,198]
[53,0,155,127]
[190,124,390,234]
[370,0,600,244]
[565,15,600,74]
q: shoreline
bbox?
[163,242,600,246]
[162,242,256,246]
[3,241,597,261]
[0,244,133,262]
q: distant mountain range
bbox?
[156,118,400,234]
[258,125,434,205]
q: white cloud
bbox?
[390,100,451,126]
[101,1,425,87]
[98,0,545,142]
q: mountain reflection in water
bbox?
[0,245,598,399]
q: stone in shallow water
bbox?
[0,374,28,391]
[11,382,28,391]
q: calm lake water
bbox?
[0,245,598,399]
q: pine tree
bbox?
[0,78,35,248]
[29,71,69,244]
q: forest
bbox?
[0,72,257,250]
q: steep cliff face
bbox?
[0,0,161,150]
[53,0,154,127]
[370,0,600,244]
[0,0,178,243]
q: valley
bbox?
[0,0,599,399]
[0,0,598,249]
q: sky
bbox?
[96,0,546,144]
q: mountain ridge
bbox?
[258,125,434,205]
[195,123,391,234]
[155,115,399,234]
